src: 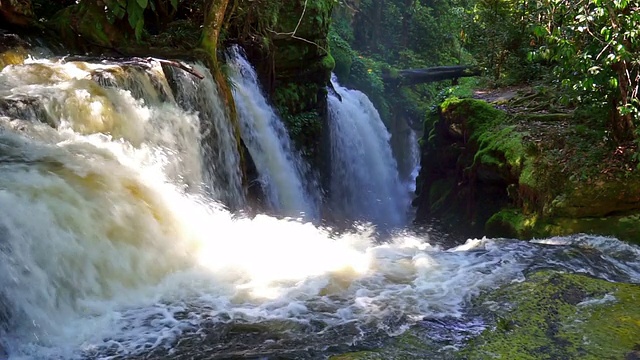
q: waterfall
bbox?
[328,75,409,229]
[1,55,640,360]
[163,63,245,209]
[79,58,244,207]
[407,129,422,193]
[227,46,319,220]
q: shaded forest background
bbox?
[2,0,638,147]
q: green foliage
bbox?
[279,109,323,159]
[332,0,471,127]
[463,0,640,143]
[346,55,390,119]
[280,111,322,144]
[545,0,640,142]
[102,0,181,40]
[463,0,537,84]
[328,27,354,79]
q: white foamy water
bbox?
[407,129,421,193]
[1,58,640,360]
[227,46,319,219]
[328,74,410,229]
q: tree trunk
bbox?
[606,3,636,142]
[611,61,636,142]
[201,0,247,186]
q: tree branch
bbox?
[267,0,328,55]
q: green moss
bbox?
[429,178,455,212]
[278,109,322,158]
[330,332,440,360]
[440,98,507,134]
[329,27,354,79]
[487,208,640,244]
[329,352,383,360]
[464,270,640,359]
[486,208,536,238]
[321,53,336,72]
[474,125,525,169]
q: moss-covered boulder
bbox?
[333,270,640,360]
[464,270,640,359]
[414,94,640,243]
[414,97,519,237]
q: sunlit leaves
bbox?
[545,0,640,139]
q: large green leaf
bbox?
[136,0,148,9]
[127,0,143,34]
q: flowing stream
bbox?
[227,46,318,219]
[0,55,639,360]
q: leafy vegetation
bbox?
[463,0,640,144]
[328,0,639,149]
[330,0,471,128]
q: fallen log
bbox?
[383,65,483,86]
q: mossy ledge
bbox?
[463,270,640,359]
[414,95,640,243]
[332,270,640,359]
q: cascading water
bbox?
[407,129,422,193]
[227,46,319,219]
[1,55,640,360]
[81,58,244,207]
[163,63,245,209]
[328,75,409,229]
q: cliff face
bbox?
[414,94,640,243]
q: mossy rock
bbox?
[464,270,640,359]
[329,331,446,360]
[487,208,640,244]
[549,177,640,219]
[0,48,28,71]
[328,27,354,79]
[331,270,640,360]
[417,95,640,242]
